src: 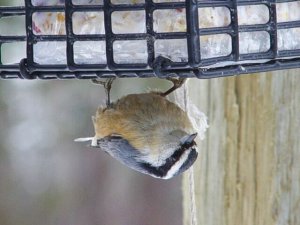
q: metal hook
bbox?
[19,59,36,80]
[153,56,173,78]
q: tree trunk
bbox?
[183,70,300,225]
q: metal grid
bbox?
[0,0,300,79]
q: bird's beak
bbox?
[74,137,99,148]
[180,133,197,145]
[74,137,93,142]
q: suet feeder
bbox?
[0,0,300,80]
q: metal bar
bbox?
[0,6,25,16]
[186,0,201,67]
[269,0,279,58]
[145,0,155,68]
[65,0,75,70]
[1,57,300,79]
[24,0,34,75]
[103,0,115,71]
[231,0,240,62]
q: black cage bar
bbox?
[0,0,300,79]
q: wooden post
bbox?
[183,70,300,225]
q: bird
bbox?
[75,77,198,179]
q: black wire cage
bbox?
[0,0,300,80]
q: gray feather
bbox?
[93,136,151,176]
[92,135,198,179]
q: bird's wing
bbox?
[94,135,152,175]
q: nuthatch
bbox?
[76,78,198,179]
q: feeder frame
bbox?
[0,0,300,79]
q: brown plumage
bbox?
[93,92,194,156]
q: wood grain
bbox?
[183,70,300,225]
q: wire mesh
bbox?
[0,0,300,79]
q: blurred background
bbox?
[0,0,183,224]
